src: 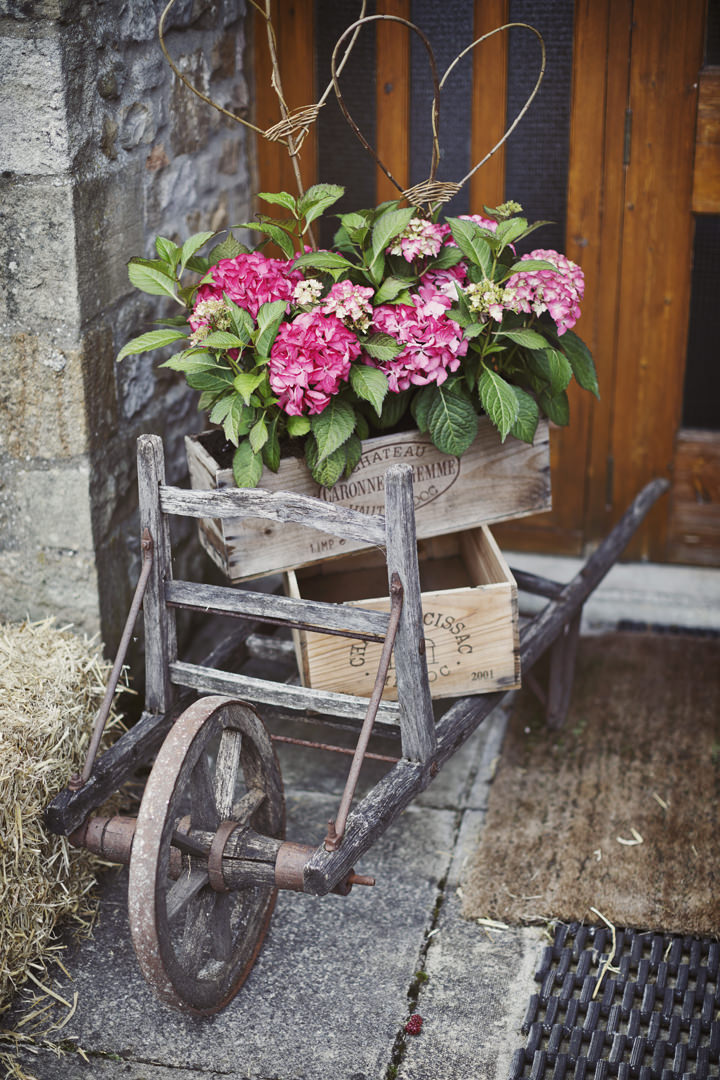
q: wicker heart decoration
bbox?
[330,15,546,210]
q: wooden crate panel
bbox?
[185,419,551,581]
[285,526,520,700]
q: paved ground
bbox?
[9,698,549,1080]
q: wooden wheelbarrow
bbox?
[46,434,668,1014]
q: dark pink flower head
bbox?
[191,251,302,324]
[368,303,468,393]
[269,310,360,416]
[504,249,585,335]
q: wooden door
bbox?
[252,0,717,565]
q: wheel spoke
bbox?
[182,888,215,968]
[215,728,242,820]
[232,786,267,823]
[211,892,233,961]
[166,868,208,922]
[191,753,217,830]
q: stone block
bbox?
[0,546,100,635]
[0,30,70,175]
[14,462,94,551]
[119,101,156,150]
[169,48,211,156]
[0,333,89,459]
[72,166,145,322]
[0,176,79,329]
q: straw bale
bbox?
[0,618,126,1016]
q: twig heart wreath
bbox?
[158,1,545,226]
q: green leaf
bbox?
[203,331,248,349]
[410,385,435,433]
[184,255,211,275]
[223,397,252,446]
[255,299,287,356]
[209,394,234,425]
[477,367,519,441]
[529,347,573,396]
[494,217,529,252]
[429,244,466,271]
[232,441,263,488]
[224,298,254,343]
[298,183,345,226]
[180,231,215,272]
[259,221,296,258]
[339,212,370,244]
[185,368,236,393]
[510,386,540,443]
[291,250,353,272]
[361,333,403,363]
[310,398,356,463]
[343,433,363,478]
[427,385,479,456]
[539,388,570,426]
[287,414,311,437]
[307,440,346,488]
[155,236,180,269]
[127,260,179,300]
[350,365,388,416]
[373,388,411,429]
[370,207,415,267]
[446,218,493,277]
[496,327,549,349]
[373,276,414,304]
[249,417,268,454]
[262,416,281,472]
[234,371,265,405]
[160,353,222,373]
[209,232,249,264]
[116,328,187,362]
[355,411,369,440]
[258,191,298,214]
[560,330,600,398]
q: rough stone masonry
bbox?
[0,0,252,669]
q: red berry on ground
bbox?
[404,1014,423,1035]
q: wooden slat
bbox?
[159,484,387,547]
[607,0,705,560]
[469,0,509,211]
[383,466,435,762]
[667,429,720,565]
[137,435,177,712]
[165,579,391,641]
[376,0,411,202]
[169,661,401,728]
[692,68,720,214]
[253,0,317,213]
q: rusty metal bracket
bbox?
[69,530,154,791]
[324,572,404,851]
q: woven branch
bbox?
[402,180,461,207]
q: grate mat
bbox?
[509,922,720,1080]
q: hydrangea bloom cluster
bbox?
[192,251,302,322]
[188,298,232,346]
[368,296,468,392]
[504,249,585,335]
[293,277,323,306]
[320,281,374,332]
[465,281,506,322]
[388,218,447,262]
[268,310,360,416]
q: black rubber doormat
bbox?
[509,922,720,1079]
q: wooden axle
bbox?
[70,815,374,894]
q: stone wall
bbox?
[0,0,253,667]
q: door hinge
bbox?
[623,108,632,167]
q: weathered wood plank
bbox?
[384,465,436,762]
[168,661,402,729]
[692,68,720,214]
[667,429,720,565]
[165,579,391,641]
[546,609,582,728]
[375,0,410,203]
[511,567,564,600]
[159,484,387,547]
[470,0,509,211]
[137,435,177,712]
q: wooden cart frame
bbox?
[47,434,667,1014]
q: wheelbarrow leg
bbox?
[546,607,583,728]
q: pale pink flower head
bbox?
[191,251,302,324]
[504,249,585,335]
[320,281,375,332]
[368,303,468,393]
[388,218,447,262]
[269,310,360,416]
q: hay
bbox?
[0,618,126,1016]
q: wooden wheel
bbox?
[128,696,284,1014]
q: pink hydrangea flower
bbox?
[268,310,360,416]
[504,249,585,335]
[368,302,468,392]
[320,281,375,332]
[388,218,447,262]
[191,251,302,324]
